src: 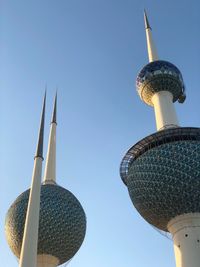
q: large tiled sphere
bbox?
[136,60,185,106]
[5,184,86,265]
[126,140,200,231]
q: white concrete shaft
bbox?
[19,157,43,267]
[145,27,158,62]
[43,123,56,184]
[37,254,59,267]
[167,213,200,267]
[152,91,179,131]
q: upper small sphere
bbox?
[5,184,86,265]
[136,60,185,106]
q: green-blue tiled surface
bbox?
[5,184,86,264]
[127,140,200,231]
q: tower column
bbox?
[43,93,57,184]
[43,122,56,184]
[19,158,43,267]
[167,213,200,267]
[151,91,179,130]
[19,93,46,267]
[37,254,59,267]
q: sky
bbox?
[0,0,200,267]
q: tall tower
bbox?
[120,11,200,267]
[5,94,86,266]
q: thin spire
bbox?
[51,91,57,124]
[35,92,46,159]
[19,93,46,267]
[144,9,151,29]
[43,93,57,184]
[143,9,158,62]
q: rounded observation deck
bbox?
[120,127,200,231]
[5,184,86,265]
[136,60,186,106]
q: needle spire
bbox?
[51,91,57,124]
[43,93,57,184]
[19,93,46,267]
[144,9,151,29]
[144,9,158,62]
[35,91,46,158]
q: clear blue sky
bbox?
[1,1,200,267]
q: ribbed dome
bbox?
[5,184,86,265]
[126,140,200,231]
[136,60,185,106]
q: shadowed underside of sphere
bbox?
[136,60,185,106]
[5,184,86,265]
[127,140,200,231]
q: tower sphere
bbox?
[136,60,186,106]
[5,184,86,265]
[120,127,200,231]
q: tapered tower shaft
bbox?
[143,10,179,131]
[167,213,200,267]
[152,91,179,130]
[144,10,158,62]
[43,93,57,184]
[19,93,46,267]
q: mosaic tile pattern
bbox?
[136,60,185,106]
[5,184,86,264]
[126,140,200,231]
[120,127,200,185]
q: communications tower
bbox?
[120,11,200,267]
[5,94,86,266]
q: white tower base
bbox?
[167,213,200,267]
[37,254,59,267]
[152,91,179,131]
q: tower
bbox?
[120,11,200,267]
[5,94,86,266]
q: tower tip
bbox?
[144,9,151,30]
[51,92,57,124]
[144,9,158,62]
[35,92,46,159]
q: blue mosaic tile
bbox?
[126,140,200,231]
[5,184,86,264]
